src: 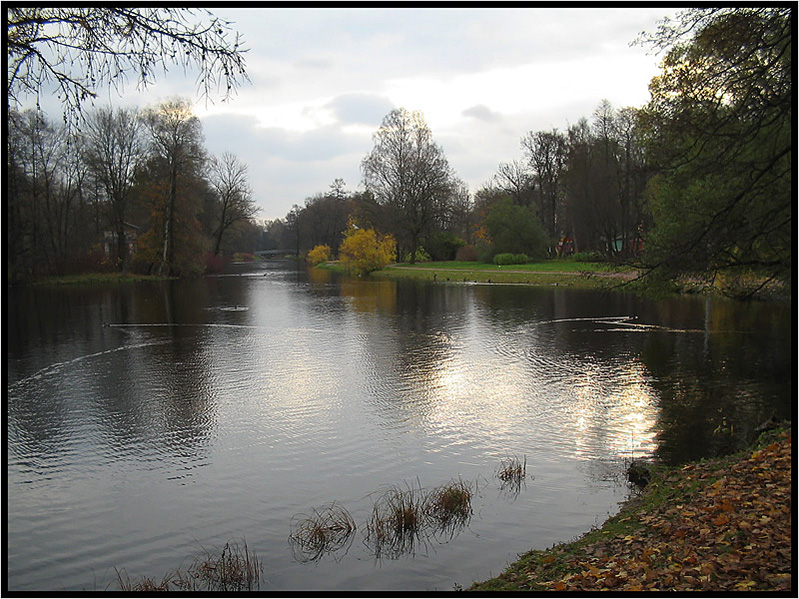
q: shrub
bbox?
[338,227,396,275]
[426,232,466,261]
[403,246,431,263]
[306,244,332,266]
[204,252,228,274]
[477,240,496,264]
[571,250,606,262]
[484,198,548,260]
[455,244,479,261]
[493,253,528,266]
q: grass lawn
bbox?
[390,260,614,272]
[370,260,636,289]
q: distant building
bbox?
[600,234,644,257]
[102,222,140,260]
[556,235,575,257]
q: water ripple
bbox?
[7,274,788,592]
[7,339,172,396]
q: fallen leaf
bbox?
[712,514,730,526]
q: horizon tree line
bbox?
[266,99,651,266]
[267,8,791,300]
[7,7,790,298]
[7,99,260,280]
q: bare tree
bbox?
[448,179,475,244]
[561,102,648,257]
[563,117,598,254]
[208,152,258,255]
[284,204,302,257]
[591,99,624,255]
[361,108,455,263]
[329,177,347,200]
[613,107,650,255]
[142,98,205,276]
[493,160,535,208]
[521,129,567,240]
[83,106,143,271]
[7,109,30,279]
[7,7,248,122]
[9,109,88,274]
[296,191,352,254]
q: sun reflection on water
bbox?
[568,359,658,461]
[403,322,659,465]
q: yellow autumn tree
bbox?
[307,244,332,266]
[338,223,396,276]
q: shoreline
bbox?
[467,426,792,592]
[369,261,632,291]
[368,263,790,300]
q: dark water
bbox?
[6,262,792,592]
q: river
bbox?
[6,261,792,591]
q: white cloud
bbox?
[462,105,503,123]
[324,93,396,126]
[202,7,674,219]
[200,112,373,217]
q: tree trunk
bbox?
[159,165,177,277]
[214,203,227,255]
[116,219,128,273]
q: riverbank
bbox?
[29,272,173,286]
[371,261,635,290]
[468,426,792,592]
[368,262,790,301]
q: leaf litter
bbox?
[469,428,791,592]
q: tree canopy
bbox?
[338,223,396,276]
[636,7,791,297]
[484,198,549,261]
[361,108,456,263]
[8,7,789,296]
[7,7,248,122]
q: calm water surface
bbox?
[6,262,792,591]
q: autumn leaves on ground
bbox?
[469,428,792,592]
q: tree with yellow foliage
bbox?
[307,244,332,266]
[338,222,395,276]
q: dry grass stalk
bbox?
[289,503,357,563]
[177,539,262,591]
[425,478,473,528]
[115,538,262,592]
[364,482,428,559]
[114,568,174,591]
[497,455,527,494]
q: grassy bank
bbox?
[370,261,635,290]
[468,426,792,592]
[31,272,173,286]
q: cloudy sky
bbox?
[39,6,680,222]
